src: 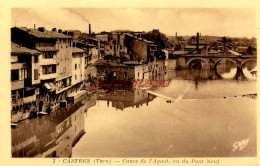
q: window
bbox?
[123,72,127,78]
[113,72,116,77]
[138,72,139,78]
[34,55,38,63]
[19,69,24,80]
[75,64,77,70]
[11,70,19,81]
[75,75,77,80]
[43,52,54,59]
[24,69,27,79]
[34,69,38,80]
[42,65,56,74]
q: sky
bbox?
[12,8,256,38]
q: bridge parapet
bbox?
[175,55,257,79]
[178,54,257,59]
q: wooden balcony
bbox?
[11,95,37,107]
[11,80,24,91]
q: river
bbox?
[11,59,257,157]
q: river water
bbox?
[11,59,257,157]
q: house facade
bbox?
[11,42,42,108]
[11,27,74,94]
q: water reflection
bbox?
[97,88,156,110]
[11,94,97,157]
[11,59,257,157]
[215,59,237,79]
[242,60,257,80]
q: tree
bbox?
[191,36,196,40]
[156,50,166,60]
[174,44,182,51]
[222,37,227,43]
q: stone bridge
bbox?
[176,54,257,78]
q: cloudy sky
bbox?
[12,8,256,37]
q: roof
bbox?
[96,34,108,37]
[237,46,248,49]
[184,45,204,49]
[125,33,134,37]
[36,47,59,52]
[208,50,219,54]
[172,51,187,55]
[86,43,96,47]
[15,27,72,39]
[123,61,142,65]
[11,42,41,55]
[138,38,154,44]
[64,30,81,33]
[72,47,86,53]
[228,50,240,56]
[190,41,209,45]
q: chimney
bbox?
[58,29,62,33]
[196,32,199,52]
[52,28,57,32]
[38,27,45,32]
[89,24,91,38]
[34,24,36,29]
[176,32,177,38]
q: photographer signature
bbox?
[232,138,249,152]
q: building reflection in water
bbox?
[11,94,97,157]
[11,59,256,158]
[97,88,156,111]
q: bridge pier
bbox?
[235,59,243,79]
[209,59,215,70]
[176,57,186,69]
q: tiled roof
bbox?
[137,37,154,44]
[64,30,81,32]
[185,45,204,49]
[11,42,41,55]
[36,47,59,52]
[125,33,134,37]
[16,27,72,39]
[237,46,248,49]
[86,43,96,47]
[208,50,219,54]
[172,51,187,55]
[72,47,86,53]
[228,50,240,56]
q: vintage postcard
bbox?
[0,0,259,166]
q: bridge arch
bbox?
[213,58,237,70]
[186,58,209,69]
[241,59,257,68]
[213,58,238,79]
[240,59,257,78]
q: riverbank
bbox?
[11,82,99,125]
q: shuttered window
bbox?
[34,69,38,80]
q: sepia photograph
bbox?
[0,1,258,165]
